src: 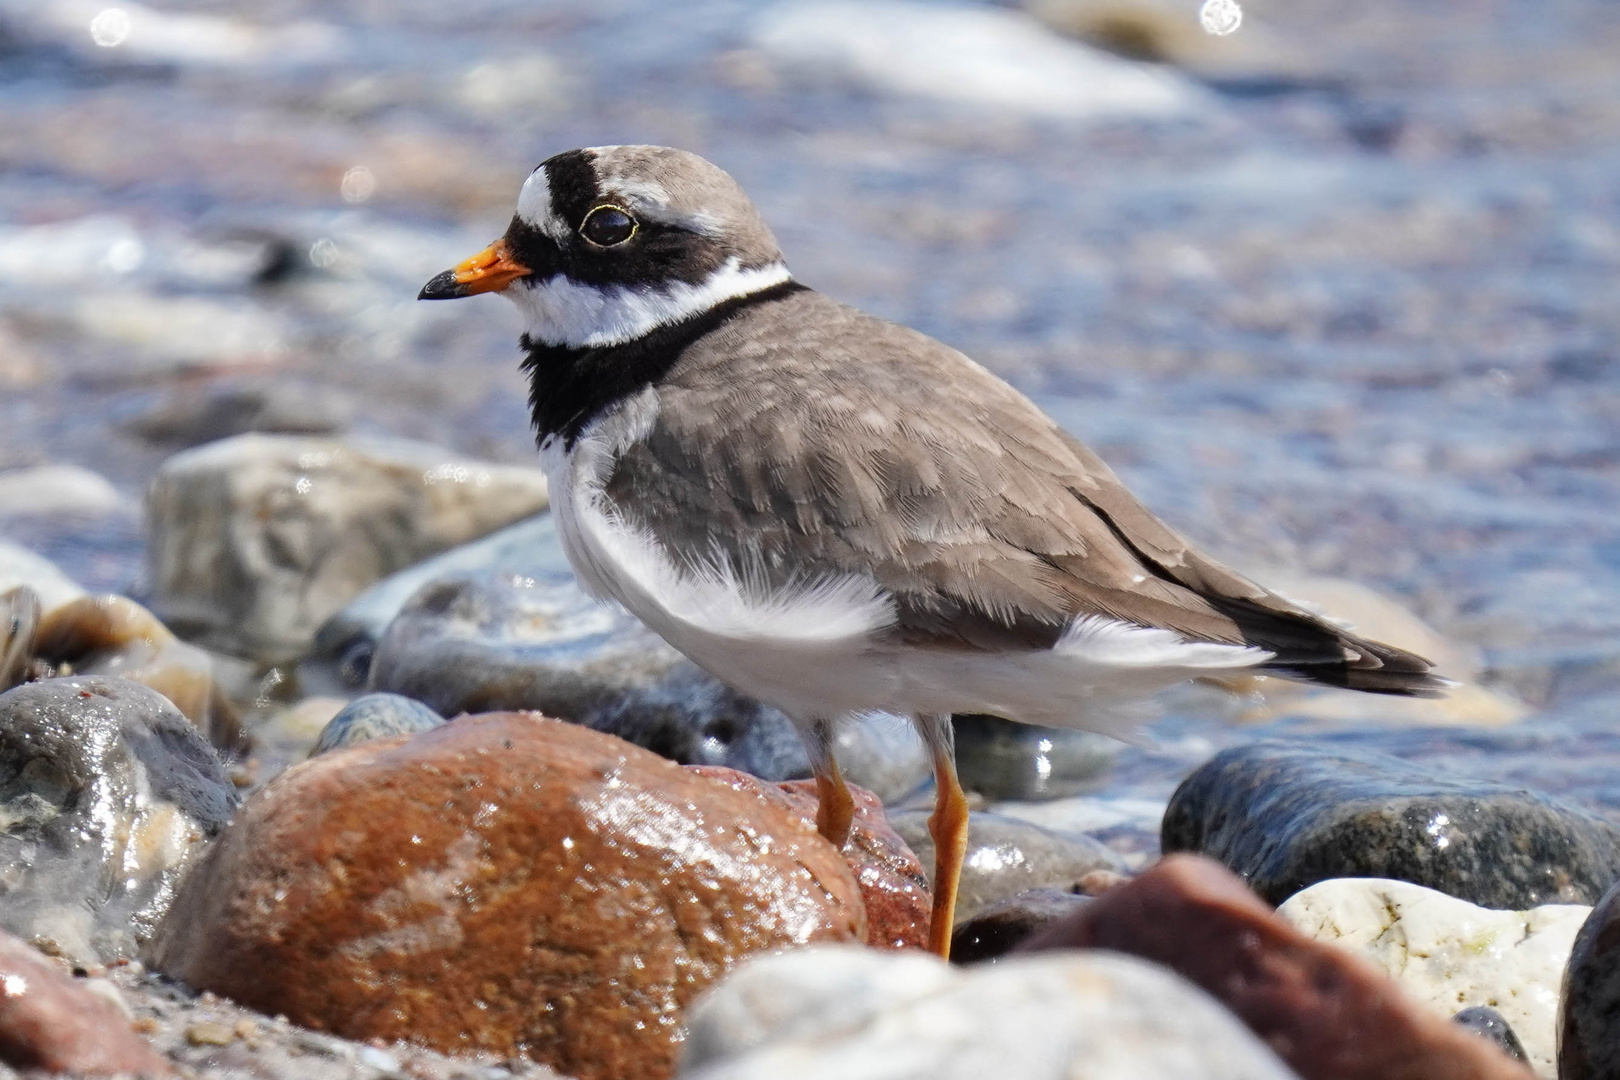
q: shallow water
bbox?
[2,1,1618,815]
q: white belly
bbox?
[542,397,1269,736]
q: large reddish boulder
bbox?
[1018,854,1535,1080]
[149,712,865,1080]
[0,930,172,1076]
[689,768,930,950]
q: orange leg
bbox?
[806,718,854,849]
[814,754,855,849]
[919,714,969,960]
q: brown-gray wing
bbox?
[608,290,1442,693]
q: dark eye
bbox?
[580,205,637,247]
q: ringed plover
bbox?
[420,145,1446,958]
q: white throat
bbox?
[507,257,793,349]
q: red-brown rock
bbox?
[689,768,930,950]
[149,713,865,1080]
[0,930,172,1076]
[1018,854,1534,1080]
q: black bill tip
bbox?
[417,269,465,300]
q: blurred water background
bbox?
[1,0,1618,825]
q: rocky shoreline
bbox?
[0,432,1613,1079]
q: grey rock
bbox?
[1558,875,1620,1080]
[953,713,1118,800]
[310,692,445,756]
[0,675,238,963]
[1162,741,1620,909]
[950,886,1093,964]
[352,516,928,800]
[678,945,1300,1079]
[146,433,550,662]
[889,809,1124,924]
[1452,1006,1529,1065]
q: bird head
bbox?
[419,145,791,349]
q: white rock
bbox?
[1277,877,1588,1077]
[0,541,86,613]
[752,0,1208,121]
[0,465,128,518]
[146,434,549,662]
[679,945,1299,1079]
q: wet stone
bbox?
[309,692,444,756]
[1162,741,1620,909]
[1557,874,1620,1080]
[34,594,240,750]
[952,713,1118,801]
[1453,1007,1530,1066]
[0,675,237,963]
[148,712,866,1080]
[949,886,1093,964]
[690,767,930,950]
[888,809,1123,926]
[361,535,929,801]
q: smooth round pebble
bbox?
[309,692,445,756]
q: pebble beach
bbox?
[1,0,1618,1077]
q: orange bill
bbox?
[418,238,531,299]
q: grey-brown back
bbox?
[604,287,1444,695]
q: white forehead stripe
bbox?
[515,167,571,242]
[508,258,793,349]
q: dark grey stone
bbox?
[1451,1006,1528,1065]
[1559,876,1620,1080]
[1162,741,1620,909]
[358,522,929,801]
[0,675,238,962]
[889,809,1123,926]
[950,886,1093,965]
[952,713,1118,801]
[310,692,445,756]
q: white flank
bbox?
[1056,615,1272,670]
[543,395,1273,739]
[509,257,793,348]
[542,395,896,720]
